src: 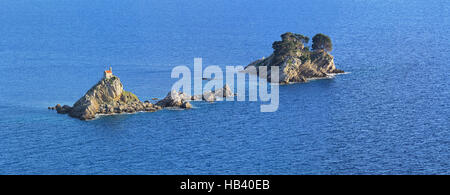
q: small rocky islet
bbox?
[50,69,162,120]
[245,32,344,84]
[50,32,343,120]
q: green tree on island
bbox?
[312,33,333,52]
[291,33,310,45]
[272,32,310,57]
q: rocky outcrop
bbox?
[245,32,344,84]
[156,84,235,108]
[156,90,192,109]
[55,104,72,114]
[190,84,235,102]
[54,75,162,120]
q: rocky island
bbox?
[51,67,234,120]
[245,32,344,84]
[50,68,163,120]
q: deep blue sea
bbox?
[0,0,449,174]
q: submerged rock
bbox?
[245,32,344,84]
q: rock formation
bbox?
[190,84,235,102]
[245,32,344,84]
[156,90,192,109]
[53,75,162,120]
[156,84,235,108]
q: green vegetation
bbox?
[312,33,333,52]
[109,76,118,82]
[299,52,311,62]
[272,32,310,56]
[271,32,311,65]
[269,32,333,65]
[121,91,140,103]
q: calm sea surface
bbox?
[0,0,449,174]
